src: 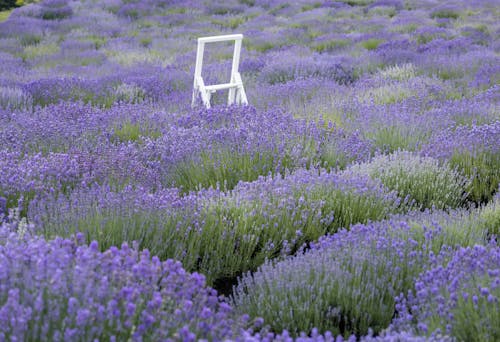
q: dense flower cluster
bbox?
[27,167,401,285]
[0,225,248,341]
[233,210,487,338]
[394,244,500,342]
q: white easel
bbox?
[191,34,248,109]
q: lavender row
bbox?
[4,191,498,341]
[26,167,401,286]
[233,204,498,339]
[2,102,492,213]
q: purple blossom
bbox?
[394,244,500,340]
[233,213,475,338]
[0,227,248,340]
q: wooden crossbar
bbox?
[205,83,241,92]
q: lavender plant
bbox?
[40,0,73,20]
[353,98,449,153]
[394,244,500,342]
[348,151,471,210]
[158,106,321,192]
[0,85,32,110]
[0,226,249,341]
[423,121,500,203]
[258,53,355,86]
[319,126,373,170]
[28,168,400,286]
[233,210,487,338]
[477,189,500,237]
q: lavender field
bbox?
[0,0,499,340]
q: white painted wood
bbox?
[192,34,248,109]
[198,34,243,44]
[205,83,240,91]
[233,72,248,105]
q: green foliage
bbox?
[19,34,42,47]
[319,146,353,171]
[436,67,465,81]
[349,151,471,210]
[431,8,460,20]
[83,35,107,49]
[477,196,500,237]
[211,16,247,29]
[415,29,449,45]
[416,34,434,45]
[123,9,139,20]
[304,178,398,231]
[1,191,34,219]
[22,42,60,60]
[301,2,321,12]
[239,0,255,6]
[0,8,12,21]
[447,283,500,341]
[35,169,399,287]
[450,151,500,204]
[246,40,277,53]
[111,121,160,144]
[41,6,73,21]
[366,125,429,153]
[0,0,16,11]
[17,0,39,4]
[168,149,294,193]
[404,209,488,255]
[234,248,400,337]
[313,39,349,53]
[338,0,374,5]
[360,38,384,50]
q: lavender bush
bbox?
[394,244,500,341]
[477,188,500,237]
[0,85,32,110]
[0,225,249,341]
[28,168,400,286]
[160,106,321,192]
[348,151,471,210]
[233,210,487,338]
[38,0,73,20]
[423,121,500,203]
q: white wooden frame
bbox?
[192,34,248,109]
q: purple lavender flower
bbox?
[0,197,6,219]
[0,227,248,340]
[394,244,500,341]
[233,212,476,338]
